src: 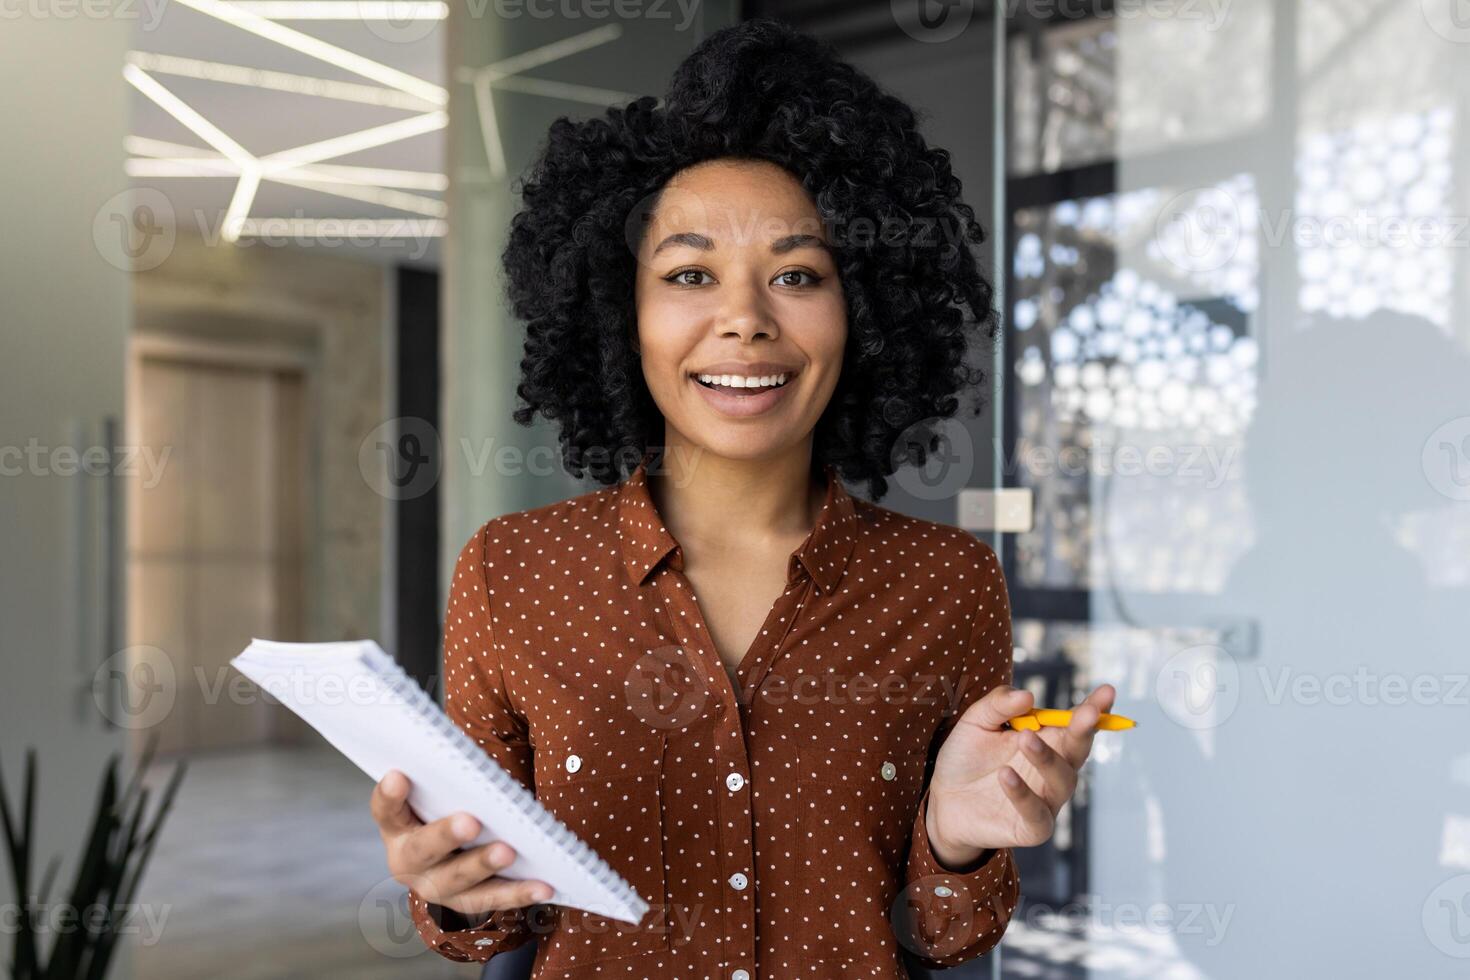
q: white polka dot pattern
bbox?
[407,449,1020,977]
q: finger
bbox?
[960,685,1035,733]
[1017,730,1077,812]
[421,840,523,903]
[1056,686,1116,768]
[397,811,481,874]
[452,876,556,918]
[371,770,422,837]
[998,765,1054,843]
[1083,683,1117,715]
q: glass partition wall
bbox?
[996,3,1470,978]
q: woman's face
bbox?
[633,157,847,465]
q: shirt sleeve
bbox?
[407,520,538,963]
[898,539,1021,969]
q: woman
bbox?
[371,18,1115,979]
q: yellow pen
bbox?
[1007,708,1136,731]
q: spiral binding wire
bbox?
[367,647,630,898]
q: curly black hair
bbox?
[504,17,998,501]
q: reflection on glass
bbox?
[1011,188,1257,593]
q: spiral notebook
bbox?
[229,638,649,925]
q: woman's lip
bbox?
[688,375,795,418]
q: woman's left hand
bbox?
[925,683,1116,868]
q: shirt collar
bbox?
[617,449,857,595]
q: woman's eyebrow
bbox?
[652,231,714,255]
[651,231,832,257]
[770,233,831,256]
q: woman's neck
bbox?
[646,443,824,556]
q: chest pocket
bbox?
[796,746,930,965]
[530,729,671,970]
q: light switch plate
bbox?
[956,487,1033,533]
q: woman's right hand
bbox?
[372,768,553,920]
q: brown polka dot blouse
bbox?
[409,450,1020,978]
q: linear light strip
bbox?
[168,0,446,106]
[481,23,621,80]
[234,217,446,237]
[227,1,445,18]
[127,50,436,111]
[489,73,643,109]
[258,111,445,171]
[267,175,446,216]
[127,148,447,191]
[124,64,256,169]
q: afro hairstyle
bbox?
[503,16,999,501]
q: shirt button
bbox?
[565,754,582,774]
[880,761,897,781]
[732,971,751,980]
[934,885,954,897]
[728,872,748,890]
[725,772,745,792]
[474,938,495,947]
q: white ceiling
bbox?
[127,1,447,268]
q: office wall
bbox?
[0,13,134,979]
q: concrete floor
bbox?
[126,741,482,980]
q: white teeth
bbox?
[695,372,788,389]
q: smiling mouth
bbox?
[689,371,794,395]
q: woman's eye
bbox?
[665,269,711,287]
[775,269,821,287]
